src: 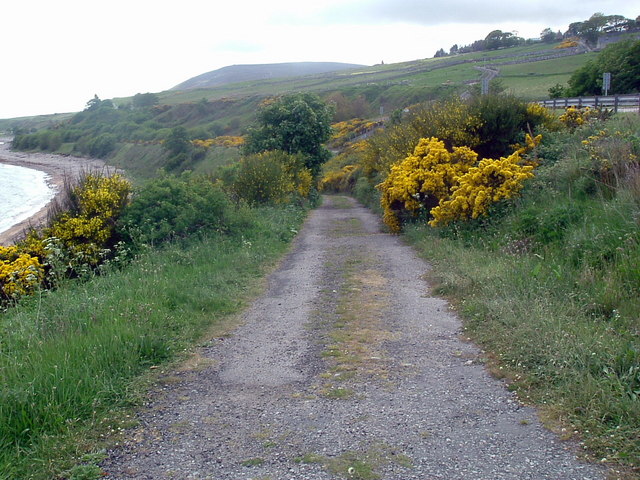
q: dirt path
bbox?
[102,196,604,480]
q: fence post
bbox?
[594,96,599,108]
[614,95,619,113]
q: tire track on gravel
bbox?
[102,195,605,480]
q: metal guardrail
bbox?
[538,94,640,112]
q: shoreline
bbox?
[0,141,111,246]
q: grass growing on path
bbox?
[0,206,307,480]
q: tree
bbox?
[485,30,522,50]
[132,92,159,109]
[540,28,556,43]
[564,13,636,46]
[244,92,334,175]
[434,48,447,58]
[568,39,640,95]
[163,126,192,170]
[548,83,566,99]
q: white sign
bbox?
[603,72,611,95]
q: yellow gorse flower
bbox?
[0,246,44,300]
[378,134,541,231]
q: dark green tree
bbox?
[132,92,159,109]
[568,39,640,95]
[434,48,447,58]
[548,83,566,99]
[540,28,556,43]
[244,92,334,175]
[163,126,190,157]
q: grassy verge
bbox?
[0,205,307,479]
[406,223,639,468]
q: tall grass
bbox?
[0,206,307,479]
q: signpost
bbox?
[603,72,611,96]
[481,77,490,96]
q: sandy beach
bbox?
[0,140,111,245]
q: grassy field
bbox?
[0,206,308,480]
[499,52,600,99]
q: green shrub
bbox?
[469,94,545,159]
[119,174,237,245]
[230,150,313,205]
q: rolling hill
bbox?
[172,62,366,90]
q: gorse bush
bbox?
[377,138,478,231]
[378,134,540,231]
[25,173,130,268]
[0,172,131,307]
[429,136,539,226]
[0,247,44,302]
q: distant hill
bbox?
[172,62,366,90]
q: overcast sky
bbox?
[0,0,636,119]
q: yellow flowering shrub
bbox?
[193,136,245,149]
[22,173,131,271]
[559,106,596,130]
[329,119,382,149]
[192,138,215,149]
[555,39,579,49]
[0,246,44,301]
[377,138,478,232]
[378,135,541,231]
[2,172,130,304]
[319,165,359,192]
[76,173,130,222]
[430,153,535,226]
[526,103,560,131]
[319,141,367,193]
[213,136,245,148]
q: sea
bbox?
[0,158,57,236]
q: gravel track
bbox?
[102,195,605,480]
